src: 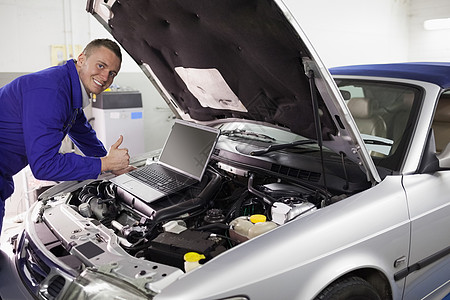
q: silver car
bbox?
[0,0,449,299]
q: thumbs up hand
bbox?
[101,135,131,172]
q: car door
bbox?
[401,173,450,299]
[401,93,450,299]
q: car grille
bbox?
[16,231,73,300]
[47,275,66,298]
[24,243,50,281]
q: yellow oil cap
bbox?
[184,252,206,262]
[250,214,267,224]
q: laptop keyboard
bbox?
[128,166,185,194]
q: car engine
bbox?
[41,163,322,272]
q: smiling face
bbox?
[76,46,121,95]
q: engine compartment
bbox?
[50,163,326,272]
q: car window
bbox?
[336,79,421,171]
[432,91,450,153]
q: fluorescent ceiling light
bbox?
[424,18,450,30]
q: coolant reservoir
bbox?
[229,214,277,243]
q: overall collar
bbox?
[66,59,83,109]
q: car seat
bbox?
[347,97,387,138]
[432,94,450,153]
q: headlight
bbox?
[62,268,151,300]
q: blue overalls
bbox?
[0,59,107,234]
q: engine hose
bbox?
[151,169,222,224]
[78,180,117,222]
[79,181,102,203]
[194,223,230,231]
[247,173,277,205]
[224,190,248,222]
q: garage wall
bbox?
[287,0,410,67]
[409,0,450,62]
[0,0,90,73]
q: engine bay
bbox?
[38,161,326,274]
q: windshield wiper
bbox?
[250,139,316,156]
[221,129,276,142]
[363,139,393,146]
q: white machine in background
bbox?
[92,90,145,157]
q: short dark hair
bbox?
[83,38,122,62]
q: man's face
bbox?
[76,46,121,95]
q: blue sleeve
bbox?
[69,110,108,157]
[22,88,102,181]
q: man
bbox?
[0,38,132,234]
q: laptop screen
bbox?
[158,120,220,181]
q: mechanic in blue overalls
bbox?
[0,39,134,235]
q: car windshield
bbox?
[215,79,422,175]
[336,79,422,172]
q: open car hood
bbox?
[86,0,380,183]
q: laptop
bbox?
[111,119,220,203]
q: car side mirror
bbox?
[437,143,450,168]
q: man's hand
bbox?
[101,135,131,172]
[112,165,137,175]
